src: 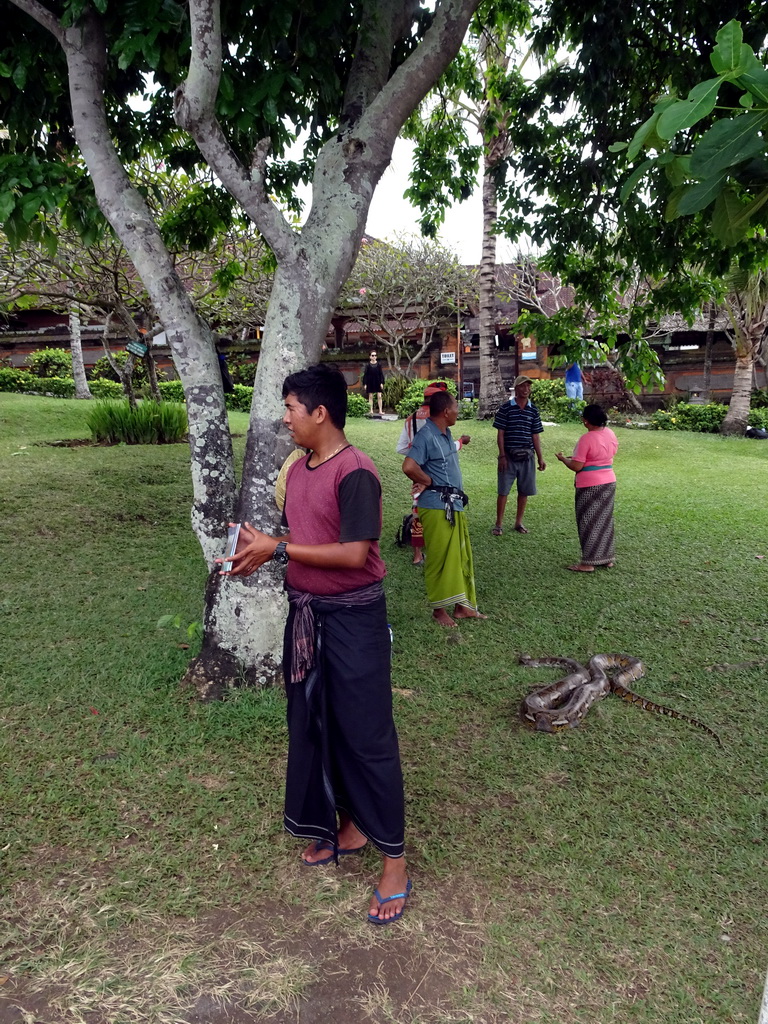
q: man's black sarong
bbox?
[283,592,405,859]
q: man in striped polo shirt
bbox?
[492,375,546,535]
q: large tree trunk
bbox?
[720,347,754,435]
[476,162,507,418]
[25,0,479,696]
[69,306,92,399]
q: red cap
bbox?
[424,381,448,397]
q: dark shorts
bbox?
[498,451,537,496]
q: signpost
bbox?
[126,340,148,358]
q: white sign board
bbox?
[440,351,456,364]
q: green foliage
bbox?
[382,373,411,411]
[0,367,37,393]
[622,21,768,247]
[530,377,566,405]
[0,370,76,398]
[90,350,152,386]
[85,400,188,445]
[751,387,768,408]
[346,392,369,418]
[528,381,586,422]
[649,402,727,432]
[25,346,72,378]
[395,378,457,417]
[225,353,257,386]
[653,400,768,433]
[158,380,185,403]
[747,407,768,429]
[456,398,479,420]
[89,379,124,399]
[226,384,253,413]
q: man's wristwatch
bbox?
[272,541,289,565]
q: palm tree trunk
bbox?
[720,348,754,435]
[476,161,507,418]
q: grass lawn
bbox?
[1,392,767,1024]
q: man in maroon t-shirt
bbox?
[218,364,410,926]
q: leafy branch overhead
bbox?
[617,20,768,246]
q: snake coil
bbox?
[519,653,722,746]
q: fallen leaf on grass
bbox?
[756,555,765,560]
[393,688,415,697]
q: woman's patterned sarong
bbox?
[575,482,616,566]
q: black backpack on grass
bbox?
[395,512,415,547]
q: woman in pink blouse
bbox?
[556,404,618,572]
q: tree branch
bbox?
[174,0,296,262]
[360,0,482,153]
[7,0,63,44]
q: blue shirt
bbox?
[407,418,465,511]
[565,363,582,384]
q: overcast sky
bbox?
[364,136,522,266]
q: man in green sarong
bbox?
[401,391,486,627]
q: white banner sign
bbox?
[440,351,456,364]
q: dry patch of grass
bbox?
[1,875,316,1024]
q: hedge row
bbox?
[0,368,123,398]
[0,371,371,417]
[649,402,768,432]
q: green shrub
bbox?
[649,402,727,432]
[85,400,188,444]
[545,396,586,423]
[226,384,253,413]
[24,375,76,398]
[747,407,768,429]
[26,347,72,378]
[89,349,157,386]
[347,392,369,418]
[382,373,411,411]
[395,378,457,417]
[89,379,124,399]
[530,378,566,407]
[226,353,257,386]
[158,380,186,403]
[457,398,479,420]
[751,388,768,409]
[0,367,38,392]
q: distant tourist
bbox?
[565,362,584,401]
[362,350,385,416]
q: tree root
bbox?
[181,643,283,701]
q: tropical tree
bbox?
[618,19,768,433]
[339,235,473,375]
[0,0,481,694]
[405,11,534,416]
[492,0,768,389]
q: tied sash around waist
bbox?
[577,464,613,473]
[285,580,384,684]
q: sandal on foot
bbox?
[367,879,412,926]
[491,526,503,536]
[301,839,366,866]
[514,524,528,534]
[566,564,595,573]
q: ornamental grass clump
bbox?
[85,399,188,444]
